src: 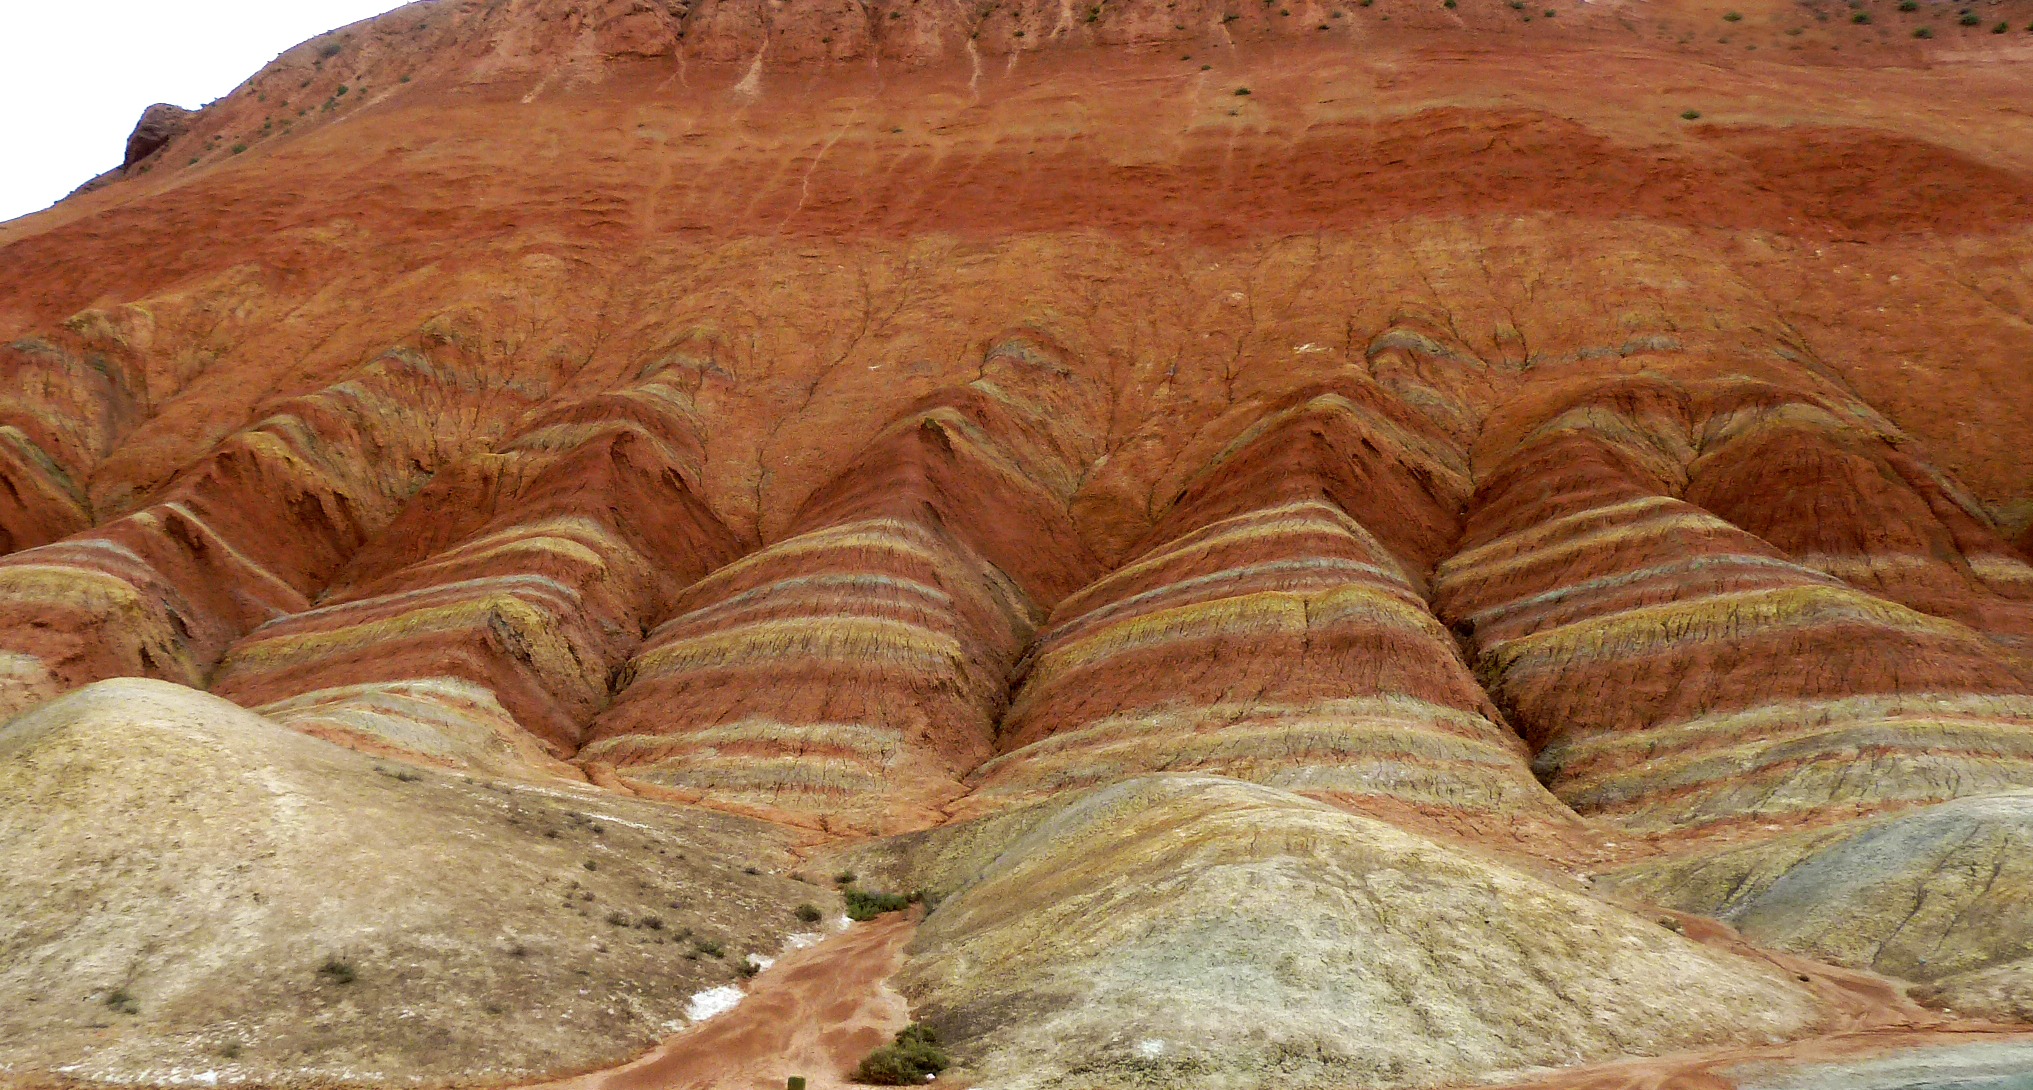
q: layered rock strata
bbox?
[208,365,740,776]
[966,380,1585,849]
[4,0,2033,1084]
[1684,386,2033,658]
[0,348,542,719]
[1437,377,2033,840]
[581,337,1103,832]
[0,338,142,553]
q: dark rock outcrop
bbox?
[121,103,192,169]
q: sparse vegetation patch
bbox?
[854,1024,950,1085]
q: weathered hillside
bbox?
[4,0,2033,1085]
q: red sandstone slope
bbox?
[5,0,2033,1085]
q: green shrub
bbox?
[795,903,823,923]
[1680,109,1702,120]
[1959,11,1980,24]
[1234,86,1251,95]
[1897,1,1916,10]
[231,144,248,154]
[1914,24,1932,35]
[317,957,356,984]
[1993,21,2008,32]
[1723,10,1742,20]
[834,870,857,885]
[853,1024,950,1085]
[1851,11,1870,23]
[105,988,140,1015]
[843,887,910,921]
[693,937,725,957]
[319,42,342,58]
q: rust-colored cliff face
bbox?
[5,0,2033,1085]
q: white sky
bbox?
[0,1,409,224]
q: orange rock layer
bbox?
[2,0,2032,872]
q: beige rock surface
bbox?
[884,775,1827,1089]
[1600,791,2033,1023]
[0,679,826,1084]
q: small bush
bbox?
[320,42,343,58]
[1443,0,1456,8]
[1994,21,2009,32]
[693,938,725,958]
[854,1024,950,1085]
[834,870,857,885]
[1723,10,1742,20]
[606,911,630,927]
[1234,86,1251,95]
[583,860,598,871]
[843,887,911,921]
[105,988,140,1015]
[1914,24,1932,35]
[1851,10,1870,22]
[1680,109,1702,120]
[1959,11,1980,24]
[737,959,761,977]
[796,903,824,923]
[641,915,665,930]
[231,144,248,154]
[1897,1,1916,9]
[317,958,356,985]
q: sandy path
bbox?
[533,913,919,1090]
